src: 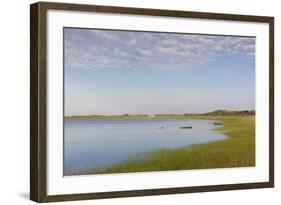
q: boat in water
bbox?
[180,126,192,129]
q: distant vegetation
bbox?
[65,109,255,119]
[203,109,255,116]
[155,110,255,118]
[66,114,150,119]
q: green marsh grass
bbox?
[81,116,255,175]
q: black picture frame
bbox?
[30,1,274,202]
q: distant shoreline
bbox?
[65,109,255,120]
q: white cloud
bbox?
[64,28,255,70]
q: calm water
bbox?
[64,118,227,175]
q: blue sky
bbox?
[64,28,255,116]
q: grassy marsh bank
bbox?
[81,115,255,175]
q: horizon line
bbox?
[64,109,255,118]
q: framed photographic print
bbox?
[30,1,274,202]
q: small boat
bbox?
[213,122,222,126]
[180,126,192,129]
[157,126,164,129]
